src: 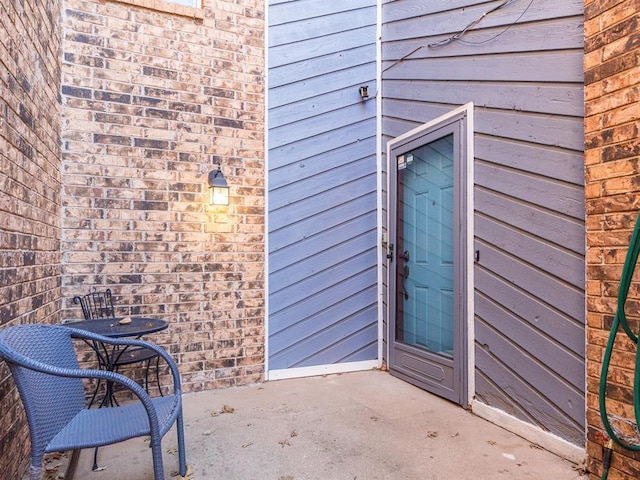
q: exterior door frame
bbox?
[386,103,475,407]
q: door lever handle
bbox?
[402,264,409,300]
[400,250,410,262]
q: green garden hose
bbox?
[599,212,640,479]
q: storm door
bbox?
[388,111,469,406]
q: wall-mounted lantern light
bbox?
[208,164,229,205]
[359,86,369,99]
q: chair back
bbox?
[73,289,116,320]
[0,325,86,459]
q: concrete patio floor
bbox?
[66,370,587,480]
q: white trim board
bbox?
[375,0,384,371]
[471,400,585,464]
[267,360,379,381]
[263,1,271,376]
[464,103,475,407]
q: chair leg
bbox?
[64,450,81,480]
[176,412,187,477]
[92,446,99,471]
[144,356,163,397]
[144,358,151,393]
[150,439,165,480]
[29,464,42,480]
[155,356,163,397]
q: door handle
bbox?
[400,250,410,262]
[402,264,409,300]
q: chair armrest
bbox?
[65,327,182,395]
[4,346,167,438]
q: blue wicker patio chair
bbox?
[0,324,186,480]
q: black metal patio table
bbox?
[68,316,168,340]
[65,317,168,405]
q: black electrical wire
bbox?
[458,0,534,46]
[427,0,533,48]
[382,0,536,76]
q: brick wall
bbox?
[585,0,640,478]
[0,0,63,477]
[59,0,266,393]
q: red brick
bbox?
[586,1,640,477]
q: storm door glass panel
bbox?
[396,134,454,358]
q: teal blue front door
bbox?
[389,112,469,406]
[399,135,454,355]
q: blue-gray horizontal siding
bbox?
[382,0,585,445]
[268,0,378,370]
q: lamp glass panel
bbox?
[210,186,229,205]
